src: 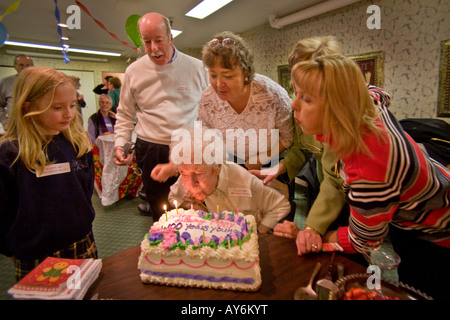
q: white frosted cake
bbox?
[137,208,261,291]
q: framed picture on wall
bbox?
[437,39,450,117]
[348,51,384,87]
[277,64,294,98]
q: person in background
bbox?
[0,54,34,132]
[291,55,450,299]
[251,36,391,256]
[87,94,116,143]
[0,66,97,281]
[93,75,112,95]
[107,77,121,113]
[168,126,291,233]
[69,76,87,122]
[113,12,209,219]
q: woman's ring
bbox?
[312,244,318,250]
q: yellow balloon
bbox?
[0,0,22,22]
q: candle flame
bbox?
[174,200,179,214]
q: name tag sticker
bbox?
[36,162,71,178]
[176,86,191,93]
[228,188,252,197]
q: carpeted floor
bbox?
[0,184,309,300]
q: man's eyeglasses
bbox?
[207,38,236,48]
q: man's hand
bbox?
[114,146,133,166]
[151,162,178,182]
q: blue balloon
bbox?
[0,22,8,47]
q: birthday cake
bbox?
[137,208,261,291]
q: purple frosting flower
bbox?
[149,233,163,242]
[211,235,220,245]
[181,232,191,241]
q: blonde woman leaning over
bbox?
[291,55,450,300]
[0,66,98,281]
[251,36,391,256]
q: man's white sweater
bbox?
[114,52,209,147]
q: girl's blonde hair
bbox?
[0,66,92,173]
[291,55,384,158]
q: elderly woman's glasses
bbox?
[207,38,236,48]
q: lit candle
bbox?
[203,231,206,243]
[163,204,168,221]
[174,200,178,215]
[217,204,219,213]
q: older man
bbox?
[114,12,209,219]
[0,54,34,131]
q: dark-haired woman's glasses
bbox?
[207,38,236,48]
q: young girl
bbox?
[290,54,450,299]
[0,66,97,281]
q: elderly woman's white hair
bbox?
[169,123,229,166]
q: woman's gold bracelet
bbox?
[304,225,318,233]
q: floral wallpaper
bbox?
[241,0,450,121]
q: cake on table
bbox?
[137,208,261,291]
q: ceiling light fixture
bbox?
[171,29,182,38]
[4,40,121,57]
[186,0,233,19]
[5,49,109,63]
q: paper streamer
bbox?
[54,0,70,63]
[74,0,140,52]
[0,0,22,22]
[0,22,8,47]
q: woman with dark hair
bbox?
[199,31,294,172]
[107,77,121,113]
